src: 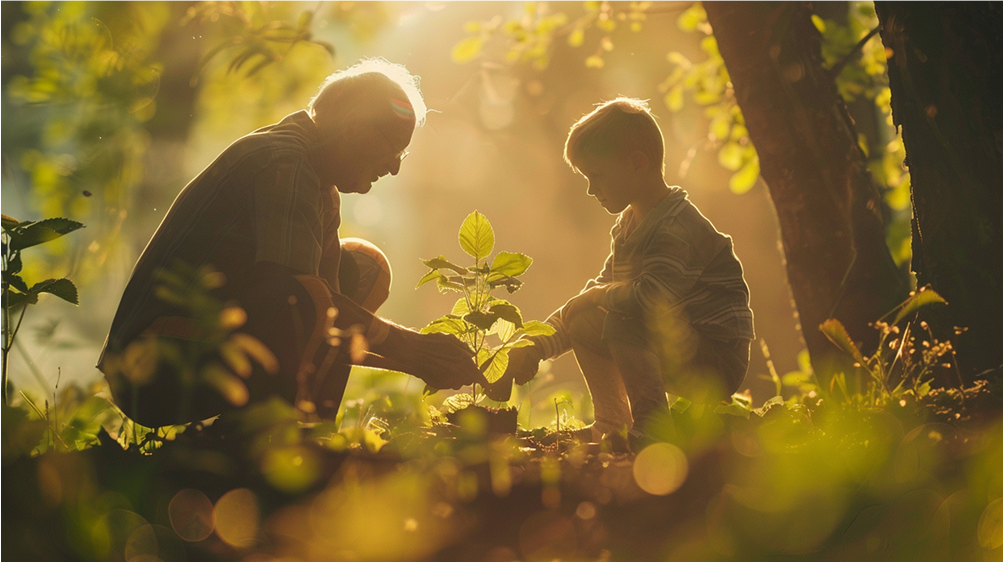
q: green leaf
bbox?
[436,275,465,293]
[5,290,37,307]
[297,9,314,30]
[2,402,48,458]
[717,142,744,171]
[458,210,495,260]
[6,250,22,276]
[819,319,865,364]
[677,3,706,32]
[9,218,84,251]
[3,271,28,293]
[494,318,517,342]
[488,302,523,328]
[729,154,760,194]
[893,287,947,325]
[481,348,510,384]
[422,255,467,275]
[810,14,826,33]
[420,316,468,337]
[416,269,442,288]
[451,36,484,63]
[442,392,476,413]
[490,251,532,277]
[664,85,684,112]
[488,275,523,293]
[464,310,499,331]
[520,320,556,337]
[30,278,79,305]
[1,214,21,232]
[507,339,535,349]
[451,298,471,317]
[714,395,751,419]
[752,395,784,418]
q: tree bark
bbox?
[704,2,909,381]
[875,2,1002,380]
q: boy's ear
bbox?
[629,150,650,172]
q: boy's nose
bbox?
[586,181,596,196]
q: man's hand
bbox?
[484,344,543,402]
[386,329,487,390]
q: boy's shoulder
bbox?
[646,188,733,257]
[653,189,725,236]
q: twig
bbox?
[828,26,880,79]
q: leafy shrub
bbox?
[2,214,83,405]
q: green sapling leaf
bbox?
[520,320,556,337]
[481,347,510,384]
[488,302,523,328]
[420,316,468,336]
[416,269,441,288]
[464,310,499,331]
[458,210,495,260]
[436,275,464,293]
[494,318,517,342]
[490,251,532,277]
[451,298,471,316]
[422,255,466,274]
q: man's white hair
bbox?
[308,58,427,128]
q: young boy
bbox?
[495,98,754,444]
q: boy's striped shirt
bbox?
[531,187,755,360]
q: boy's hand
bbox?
[510,344,545,385]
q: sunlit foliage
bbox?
[450,1,912,260]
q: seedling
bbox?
[417,211,554,406]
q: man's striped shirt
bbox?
[98,111,341,367]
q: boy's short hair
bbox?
[309,58,428,130]
[564,97,666,174]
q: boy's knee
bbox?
[338,237,392,313]
[565,304,608,355]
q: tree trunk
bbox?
[875,2,1002,381]
[704,2,909,382]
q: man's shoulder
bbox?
[224,111,317,160]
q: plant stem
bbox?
[2,264,9,406]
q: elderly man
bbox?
[99,59,484,427]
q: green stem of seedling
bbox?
[2,246,9,406]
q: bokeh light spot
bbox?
[633,442,689,496]
[124,524,158,562]
[262,446,321,494]
[169,489,215,542]
[214,488,260,549]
